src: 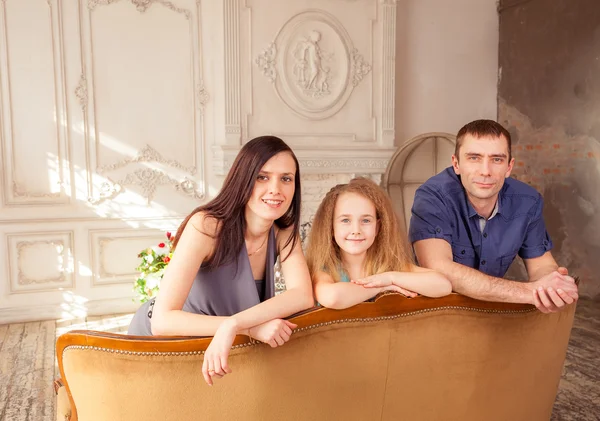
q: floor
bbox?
[0,299,597,421]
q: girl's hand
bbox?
[383,284,418,298]
[202,318,237,386]
[351,273,392,288]
[248,319,297,348]
[352,274,418,298]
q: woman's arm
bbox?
[152,220,314,337]
[313,270,385,310]
[150,213,231,336]
[227,226,314,329]
[352,265,452,298]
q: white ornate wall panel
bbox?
[0,0,71,206]
[89,229,166,286]
[0,0,204,323]
[239,0,395,147]
[0,0,406,323]
[7,231,75,293]
[80,0,207,214]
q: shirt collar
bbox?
[467,196,500,220]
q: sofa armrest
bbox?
[53,379,71,421]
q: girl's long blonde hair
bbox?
[306,177,414,282]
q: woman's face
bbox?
[246,152,297,222]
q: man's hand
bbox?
[248,319,297,348]
[530,270,578,313]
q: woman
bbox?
[128,136,314,385]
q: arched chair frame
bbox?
[381,132,456,232]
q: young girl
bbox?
[306,177,451,309]
[127,136,314,385]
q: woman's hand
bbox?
[248,319,297,348]
[352,273,418,298]
[202,318,237,386]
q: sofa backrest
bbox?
[56,293,575,421]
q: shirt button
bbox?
[436,228,441,233]
[461,250,466,255]
[481,260,486,265]
[483,233,488,238]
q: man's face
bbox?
[451,134,515,204]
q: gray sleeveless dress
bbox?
[127,226,277,336]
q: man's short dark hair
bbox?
[455,119,512,161]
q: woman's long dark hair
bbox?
[172,136,301,270]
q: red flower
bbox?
[163,256,170,263]
[158,242,166,248]
[166,232,172,239]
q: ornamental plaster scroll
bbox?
[197,81,210,110]
[88,0,192,19]
[97,144,196,175]
[88,181,123,205]
[16,240,67,285]
[75,75,88,112]
[350,48,371,87]
[255,43,277,83]
[255,10,371,120]
[105,169,204,205]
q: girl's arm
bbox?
[313,270,386,310]
[351,265,452,298]
[151,218,313,337]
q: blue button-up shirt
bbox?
[409,167,553,278]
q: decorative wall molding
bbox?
[107,169,204,204]
[75,74,88,112]
[255,10,371,121]
[0,297,139,325]
[88,180,123,205]
[88,0,191,18]
[90,229,170,286]
[12,182,61,199]
[255,42,277,83]
[81,0,207,203]
[212,145,395,175]
[381,1,396,144]
[0,0,70,205]
[96,144,196,175]
[224,0,242,143]
[7,232,74,293]
[98,236,139,283]
[16,240,66,285]
[197,81,210,110]
[350,48,371,87]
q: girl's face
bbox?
[246,152,297,222]
[333,192,378,258]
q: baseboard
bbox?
[0,297,140,324]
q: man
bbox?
[409,119,578,312]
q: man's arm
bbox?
[524,251,560,281]
[413,239,532,303]
[413,239,578,311]
[524,252,578,312]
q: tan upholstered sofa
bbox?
[55,293,575,421]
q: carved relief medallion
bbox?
[256,10,370,120]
